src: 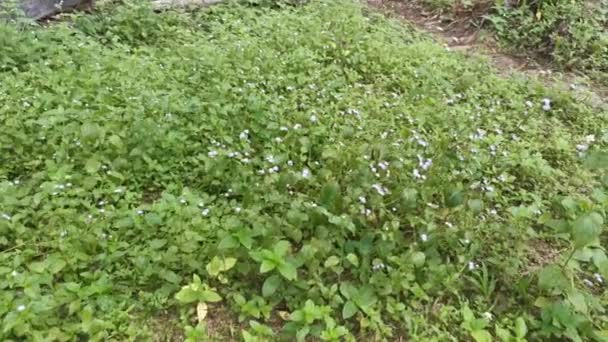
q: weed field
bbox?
[1,1,608,340]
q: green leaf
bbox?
[85,158,101,174]
[471,330,492,342]
[538,265,569,292]
[320,181,340,207]
[260,260,276,273]
[207,257,238,277]
[567,291,588,314]
[514,317,527,338]
[495,326,512,341]
[324,255,340,268]
[278,262,297,280]
[48,257,67,274]
[29,261,46,273]
[175,286,198,304]
[218,235,239,250]
[446,190,464,208]
[262,275,282,297]
[410,251,426,267]
[346,253,359,267]
[468,199,484,213]
[401,188,418,209]
[274,240,291,256]
[572,213,603,249]
[296,326,310,342]
[584,151,608,170]
[342,300,358,319]
[200,290,222,303]
[81,123,101,142]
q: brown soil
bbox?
[367,0,607,109]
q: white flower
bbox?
[576,144,589,152]
[11,270,18,277]
[275,137,283,143]
[235,207,242,213]
[208,150,218,158]
[1,213,11,221]
[468,261,477,270]
[309,115,318,123]
[427,202,439,209]
[489,209,498,216]
[371,183,389,196]
[301,168,311,178]
[482,312,493,321]
[239,130,249,140]
[268,166,280,173]
[201,208,210,216]
[594,273,604,284]
[413,168,424,179]
[293,123,302,130]
[98,200,105,206]
[525,100,533,107]
[287,160,294,166]
[377,161,389,170]
[266,155,276,164]
[417,155,432,170]
[445,222,454,229]
[358,196,367,204]
[420,233,428,242]
[179,198,187,204]
[136,210,145,215]
[585,135,596,144]
[16,305,25,312]
[583,279,594,287]
[542,98,552,111]
[280,126,289,131]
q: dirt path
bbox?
[367,0,607,109]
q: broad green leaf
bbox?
[584,151,608,170]
[262,275,281,297]
[296,327,309,342]
[320,181,340,207]
[278,262,297,280]
[495,326,511,341]
[175,286,198,304]
[85,158,101,174]
[471,330,492,342]
[411,251,426,267]
[401,188,418,209]
[274,240,291,256]
[48,257,67,274]
[572,213,603,249]
[342,300,358,319]
[200,290,222,303]
[514,317,527,338]
[260,260,276,273]
[468,199,484,213]
[29,261,46,273]
[346,253,359,267]
[324,255,340,268]
[538,265,569,292]
[218,235,239,250]
[567,291,588,314]
[446,190,464,208]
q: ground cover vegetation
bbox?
[1,0,608,340]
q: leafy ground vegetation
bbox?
[421,0,608,85]
[1,0,608,340]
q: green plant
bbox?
[0,0,606,340]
